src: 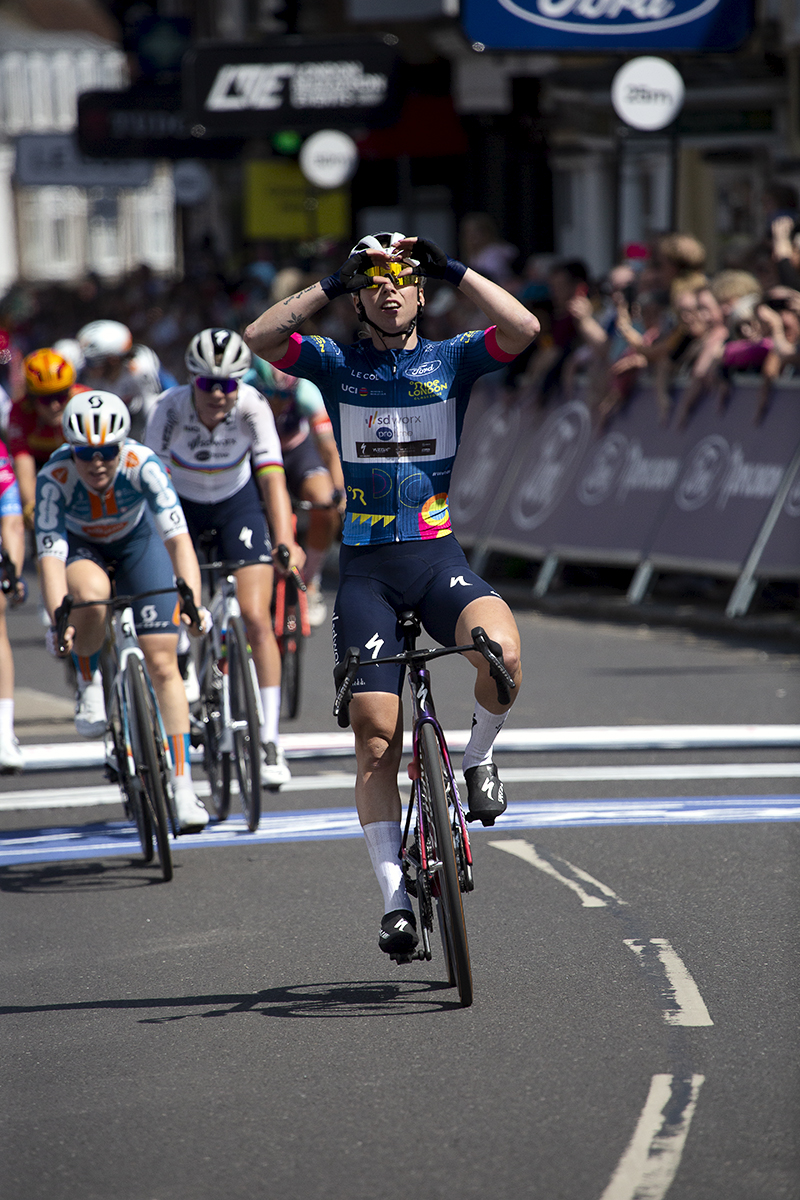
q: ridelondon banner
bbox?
[450,378,800,581]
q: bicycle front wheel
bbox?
[128,657,173,882]
[227,616,262,830]
[419,721,472,1007]
[108,686,153,863]
[281,616,302,719]
[200,653,231,821]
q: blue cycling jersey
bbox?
[272,327,514,546]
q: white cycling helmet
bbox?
[185,328,251,379]
[52,338,85,374]
[62,390,131,446]
[77,320,133,361]
[351,231,406,255]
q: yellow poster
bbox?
[244,160,350,240]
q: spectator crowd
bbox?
[3,189,800,438]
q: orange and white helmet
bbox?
[24,348,75,395]
[62,391,130,446]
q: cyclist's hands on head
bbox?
[391,237,467,287]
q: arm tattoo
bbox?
[276,311,306,335]
[281,285,317,307]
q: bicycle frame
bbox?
[105,605,174,821]
[196,568,264,755]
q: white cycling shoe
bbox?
[261,742,291,789]
[0,731,23,774]
[75,673,106,738]
[172,781,210,833]
[305,582,328,629]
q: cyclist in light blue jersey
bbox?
[36,390,211,833]
[245,232,539,956]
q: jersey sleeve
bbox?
[448,326,519,391]
[238,385,285,479]
[143,390,175,469]
[34,464,69,561]
[0,444,21,518]
[269,332,346,390]
[134,447,189,542]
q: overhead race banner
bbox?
[183,37,401,138]
[450,378,800,581]
[461,0,754,50]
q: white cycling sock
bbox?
[462,701,509,771]
[0,697,14,741]
[260,686,280,746]
[363,821,412,914]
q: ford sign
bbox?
[462,0,753,50]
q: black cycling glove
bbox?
[411,238,467,287]
[320,252,375,300]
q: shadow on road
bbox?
[0,858,171,892]
[0,980,462,1021]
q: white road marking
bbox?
[16,723,800,772]
[3,762,799,811]
[599,1074,705,1200]
[624,939,714,1027]
[489,839,624,907]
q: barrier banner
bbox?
[450,377,800,580]
[754,445,800,580]
[449,388,541,546]
[644,381,800,573]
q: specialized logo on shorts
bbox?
[239,525,254,549]
[450,575,470,587]
[365,632,384,659]
[406,360,441,378]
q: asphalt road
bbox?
[2,576,799,1200]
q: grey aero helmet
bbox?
[185,328,252,379]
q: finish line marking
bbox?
[15,723,800,772]
[2,762,799,811]
[1,795,799,867]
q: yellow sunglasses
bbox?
[363,261,420,289]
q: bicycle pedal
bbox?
[389,952,415,965]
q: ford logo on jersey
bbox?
[376,427,394,441]
[406,360,441,378]
[463,0,751,51]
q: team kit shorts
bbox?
[179,477,273,567]
[332,536,499,696]
[282,436,327,499]
[67,515,180,636]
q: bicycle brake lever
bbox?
[333,648,360,728]
[470,626,515,706]
[175,577,200,627]
[53,595,75,655]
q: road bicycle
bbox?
[190,543,264,829]
[333,612,515,1009]
[273,542,308,720]
[53,584,195,882]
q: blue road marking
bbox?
[1,796,799,867]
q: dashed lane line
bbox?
[599,1075,705,1200]
[624,940,714,1028]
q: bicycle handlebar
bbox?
[51,583,203,653]
[331,625,515,726]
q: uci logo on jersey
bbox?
[406,360,441,378]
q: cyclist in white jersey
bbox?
[36,390,211,833]
[145,328,304,789]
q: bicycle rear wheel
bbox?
[227,616,261,830]
[128,657,173,882]
[419,721,472,1007]
[199,653,231,821]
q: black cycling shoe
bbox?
[464,762,507,827]
[379,909,418,957]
